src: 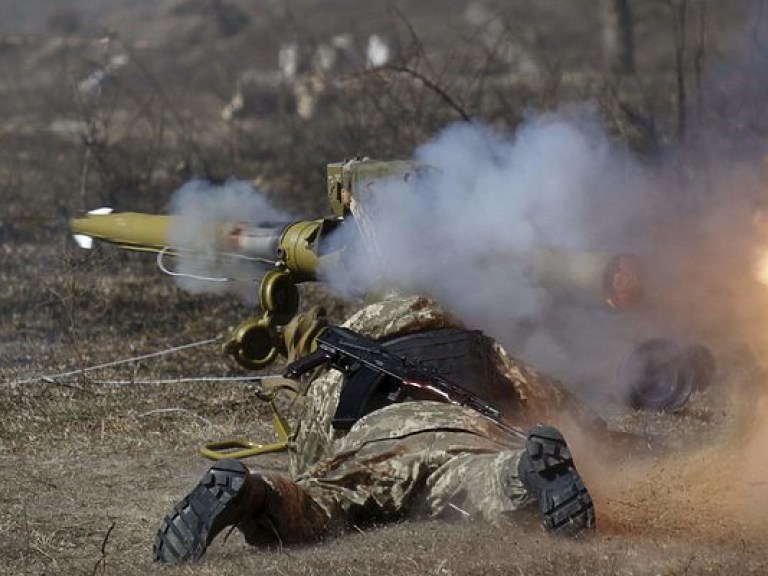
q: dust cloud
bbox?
[569,394,768,542]
[324,112,657,400]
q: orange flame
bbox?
[757,251,768,286]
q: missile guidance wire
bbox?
[92,374,285,386]
[155,247,279,283]
[2,337,223,387]
[156,247,231,282]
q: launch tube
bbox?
[482,246,643,311]
[223,223,284,260]
[70,211,330,281]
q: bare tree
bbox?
[600,0,635,74]
[671,0,688,140]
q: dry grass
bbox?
[4,234,768,575]
[4,1,768,573]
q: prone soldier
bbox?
[153,294,597,563]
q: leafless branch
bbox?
[91,521,116,576]
[382,64,471,122]
[671,0,689,140]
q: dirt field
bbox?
[4,1,768,574]
[4,306,768,576]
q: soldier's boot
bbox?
[153,460,330,564]
[517,425,596,536]
[153,459,266,563]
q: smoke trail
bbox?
[163,105,768,409]
[167,179,293,303]
[326,112,657,399]
[319,101,768,405]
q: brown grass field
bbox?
[4,1,768,574]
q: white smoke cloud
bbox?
[167,179,293,303]
[326,112,657,398]
[164,109,768,405]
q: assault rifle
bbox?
[283,325,525,438]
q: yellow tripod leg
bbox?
[200,399,291,460]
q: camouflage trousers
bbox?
[240,402,533,545]
[277,402,532,534]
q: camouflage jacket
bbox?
[288,294,585,476]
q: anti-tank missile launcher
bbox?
[69,158,644,370]
[71,211,342,368]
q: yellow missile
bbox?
[70,209,337,281]
[70,209,172,253]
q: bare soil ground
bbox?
[4,1,768,574]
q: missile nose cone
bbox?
[68,210,171,251]
[88,207,114,215]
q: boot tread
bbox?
[519,425,595,536]
[153,459,249,564]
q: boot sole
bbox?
[153,459,249,563]
[520,426,595,536]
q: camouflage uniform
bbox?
[280,294,579,525]
[288,402,530,527]
[289,294,574,473]
[154,294,594,563]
